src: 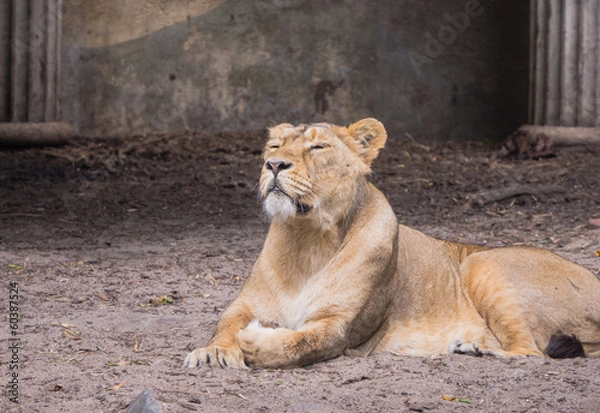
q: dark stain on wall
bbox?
[314,79,344,114]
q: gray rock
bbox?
[124,389,160,413]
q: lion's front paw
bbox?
[238,321,297,368]
[184,345,248,370]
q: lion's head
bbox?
[259,118,387,226]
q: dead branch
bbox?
[0,122,73,147]
[467,184,566,207]
[517,125,600,146]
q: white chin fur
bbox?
[263,194,297,222]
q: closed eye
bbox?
[268,144,280,150]
[309,143,330,151]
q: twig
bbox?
[467,184,566,207]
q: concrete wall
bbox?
[0,2,10,121]
[61,0,529,142]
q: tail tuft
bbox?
[544,334,586,359]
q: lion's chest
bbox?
[253,267,331,331]
[254,226,343,330]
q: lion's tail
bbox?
[544,334,586,359]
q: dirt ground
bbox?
[1,130,599,413]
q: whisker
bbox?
[285,177,312,193]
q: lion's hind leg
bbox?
[459,251,550,357]
[461,247,600,359]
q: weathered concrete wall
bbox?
[0,1,11,121]
[61,0,529,142]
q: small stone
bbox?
[125,389,160,413]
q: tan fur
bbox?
[184,119,600,370]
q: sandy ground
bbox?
[1,130,599,412]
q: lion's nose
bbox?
[265,160,292,176]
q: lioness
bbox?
[185,119,600,369]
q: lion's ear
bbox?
[347,118,387,166]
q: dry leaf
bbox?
[108,382,126,391]
[94,292,111,301]
[63,328,82,340]
[152,295,173,305]
[442,395,472,404]
[222,390,247,400]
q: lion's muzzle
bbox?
[264,181,312,217]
